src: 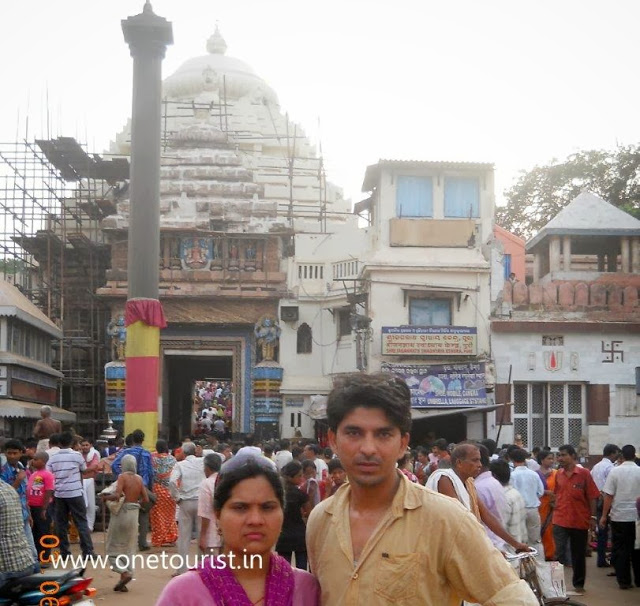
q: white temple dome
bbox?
[163,26,279,105]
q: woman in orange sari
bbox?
[537,449,557,560]
[150,439,178,547]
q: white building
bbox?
[491,192,640,458]
[278,159,499,442]
[0,280,74,438]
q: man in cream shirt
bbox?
[306,373,537,606]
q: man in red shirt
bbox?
[553,444,600,595]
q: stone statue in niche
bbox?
[254,316,281,362]
[211,238,222,269]
[244,241,257,271]
[107,315,126,361]
[228,240,239,270]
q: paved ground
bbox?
[57,532,638,605]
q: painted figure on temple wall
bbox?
[254,316,281,362]
[211,238,222,268]
[181,237,212,269]
[107,315,127,361]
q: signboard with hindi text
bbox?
[381,326,477,356]
[381,362,487,408]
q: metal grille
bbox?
[568,418,582,447]
[514,384,528,415]
[568,385,582,414]
[532,384,544,414]
[514,418,529,446]
[549,385,564,414]
[550,418,564,447]
[532,418,545,449]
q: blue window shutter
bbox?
[396,176,433,217]
[503,254,512,280]
[444,177,479,217]
[409,299,451,325]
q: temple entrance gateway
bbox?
[163,352,232,444]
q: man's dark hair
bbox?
[216,442,230,453]
[481,438,497,456]
[281,460,303,478]
[49,433,61,447]
[328,458,344,473]
[305,443,320,455]
[326,373,411,434]
[4,439,24,452]
[156,439,169,454]
[621,444,636,461]
[417,446,429,457]
[131,429,145,445]
[124,433,134,447]
[451,443,479,467]
[291,445,303,459]
[263,444,274,457]
[490,459,511,486]
[24,438,38,450]
[323,447,333,459]
[531,446,541,456]
[558,444,576,457]
[59,431,74,448]
[510,448,528,464]
[505,444,520,460]
[602,443,620,457]
[244,434,255,446]
[203,453,222,473]
[279,439,290,451]
[433,438,448,452]
[477,443,491,468]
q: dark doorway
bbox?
[410,413,467,447]
[164,355,232,445]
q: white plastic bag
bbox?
[534,560,566,599]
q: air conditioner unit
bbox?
[280,306,299,322]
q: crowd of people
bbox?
[1,379,639,604]
[193,380,233,438]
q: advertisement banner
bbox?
[381,326,477,356]
[381,362,487,408]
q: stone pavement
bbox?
[56,532,638,605]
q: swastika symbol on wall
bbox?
[601,340,624,363]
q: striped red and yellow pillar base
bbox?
[124,298,167,449]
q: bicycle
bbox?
[504,550,587,606]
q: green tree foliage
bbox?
[497,145,640,238]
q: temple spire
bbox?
[207,24,227,55]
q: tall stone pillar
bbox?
[632,237,640,273]
[620,237,630,273]
[122,2,172,448]
[549,236,561,274]
[562,235,571,272]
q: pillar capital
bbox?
[122,2,173,59]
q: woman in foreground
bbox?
[155,456,319,606]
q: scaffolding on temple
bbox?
[0,137,129,438]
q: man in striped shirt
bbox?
[46,431,95,558]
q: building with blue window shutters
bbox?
[353,160,497,444]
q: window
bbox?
[297,323,312,354]
[336,308,352,338]
[512,383,585,450]
[444,177,479,217]
[503,254,512,280]
[290,412,302,428]
[396,176,433,217]
[409,298,451,326]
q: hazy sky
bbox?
[2,0,639,207]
